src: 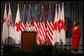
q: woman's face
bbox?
[28,20,32,26]
[73,21,76,26]
[29,22,31,26]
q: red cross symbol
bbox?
[60,20,65,30]
[15,21,22,32]
[54,21,60,31]
[3,18,6,23]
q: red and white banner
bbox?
[14,4,22,44]
[60,3,66,45]
[8,3,14,38]
[2,3,8,43]
[53,4,60,46]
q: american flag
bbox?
[34,5,40,45]
[46,6,54,45]
[39,5,46,45]
[21,5,27,31]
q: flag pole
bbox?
[29,3,32,22]
[17,1,21,47]
[36,3,38,45]
[58,43,59,48]
[62,2,64,50]
[49,4,54,53]
[39,3,41,45]
[44,4,47,46]
[9,2,11,46]
[24,4,26,29]
[4,3,7,46]
[62,43,64,50]
[8,18,9,46]
[53,45,54,54]
[41,4,44,46]
[8,3,10,46]
[39,17,41,46]
[42,4,43,46]
[58,4,60,49]
[24,4,26,12]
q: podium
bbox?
[21,31,37,52]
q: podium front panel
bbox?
[21,31,36,52]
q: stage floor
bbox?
[2,45,83,55]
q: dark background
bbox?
[1,1,83,53]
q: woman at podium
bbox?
[26,20,35,31]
